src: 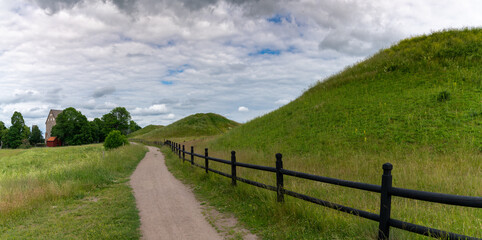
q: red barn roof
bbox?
[47,137,57,141]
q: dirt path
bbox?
[130,146,223,240]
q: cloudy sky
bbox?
[1,0,481,133]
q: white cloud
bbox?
[0,0,481,129]
[165,113,175,119]
[132,104,169,116]
[93,86,116,98]
[238,106,249,112]
[275,99,290,105]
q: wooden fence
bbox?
[132,139,481,240]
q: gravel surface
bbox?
[130,146,223,240]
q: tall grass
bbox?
[168,140,480,239]
[0,144,147,238]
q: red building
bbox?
[46,137,61,147]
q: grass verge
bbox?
[0,144,147,239]
[162,144,481,240]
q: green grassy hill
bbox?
[168,29,481,239]
[128,124,163,138]
[136,113,239,140]
[212,28,481,156]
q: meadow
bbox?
[136,29,482,239]
[0,144,147,239]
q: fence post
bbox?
[276,153,284,202]
[182,145,185,162]
[231,151,237,186]
[190,146,194,166]
[378,163,393,240]
[178,143,181,159]
[205,148,209,174]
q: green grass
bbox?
[0,144,148,239]
[160,29,482,239]
[127,124,164,138]
[133,113,239,141]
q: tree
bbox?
[29,125,44,145]
[103,130,128,150]
[11,111,25,127]
[90,118,104,143]
[102,107,131,135]
[128,120,141,134]
[5,112,27,149]
[51,107,93,146]
[0,121,6,148]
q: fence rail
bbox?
[132,139,481,240]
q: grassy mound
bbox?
[173,29,481,239]
[128,124,163,138]
[137,113,239,140]
[213,28,481,155]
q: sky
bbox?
[1,0,481,134]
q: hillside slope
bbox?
[128,125,163,138]
[137,113,239,140]
[212,28,481,156]
[165,29,481,239]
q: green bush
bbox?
[437,90,451,102]
[104,130,129,150]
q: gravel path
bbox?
[130,146,223,240]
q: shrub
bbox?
[437,90,451,102]
[104,130,129,150]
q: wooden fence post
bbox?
[178,143,181,159]
[276,153,284,202]
[182,145,185,162]
[231,151,237,186]
[205,148,209,174]
[378,163,393,240]
[191,146,194,166]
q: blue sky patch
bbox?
[161,80,173,85]
[167,64,190,76]
[250,48,281,56]
[267,14,291,24]
[167,69,184,76]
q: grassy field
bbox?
[142,29,481,239]
[0,144,147,239]
[131,113,240,141]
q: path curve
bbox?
[130,146,223,240]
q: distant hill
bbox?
[211,28,481,156]
[128,125,164,138]
[136,113,239,140]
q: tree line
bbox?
[0,112,42,149]
[0,107,141,149]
